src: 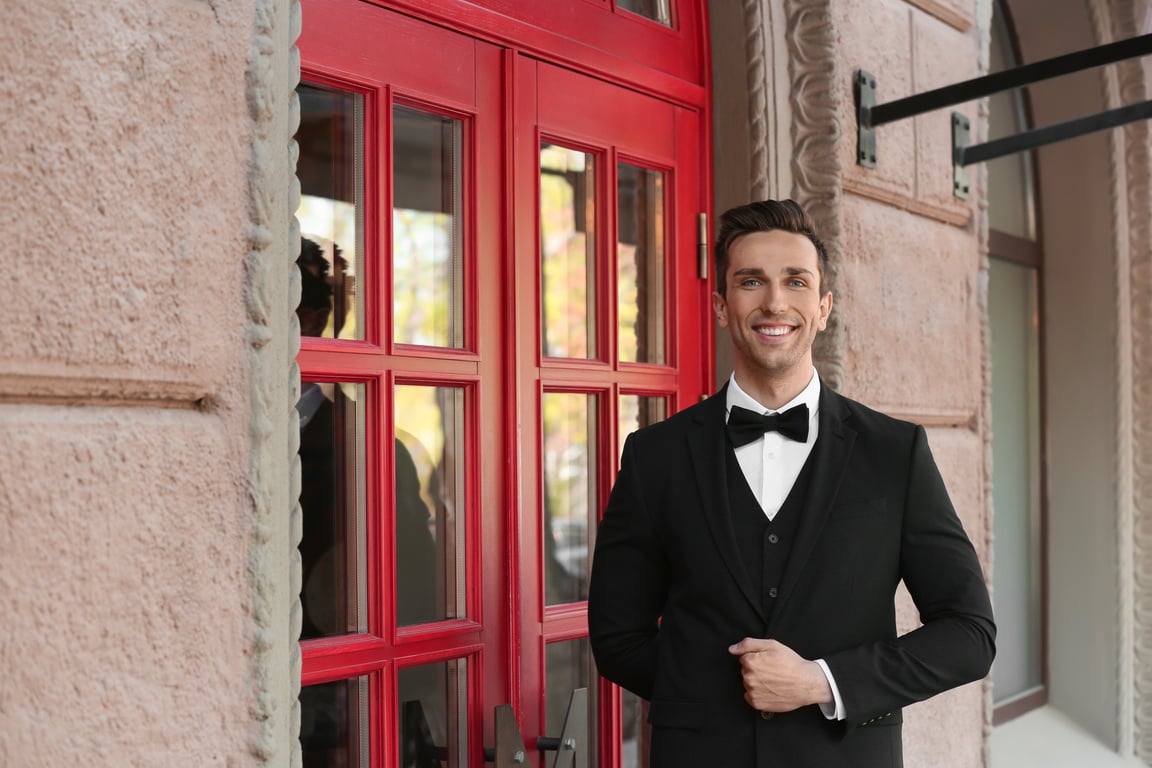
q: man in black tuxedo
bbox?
[588,200,995,767]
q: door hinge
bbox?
[697,212,708,280]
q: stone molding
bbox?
[780,0,845,391]
[903,0,974,32]
[1102,0,1152,758]
[244,0,301,763]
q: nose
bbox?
[761,284,788,314]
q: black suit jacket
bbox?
[588,384,995,768]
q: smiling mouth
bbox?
[755,325,794,337]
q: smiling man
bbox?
[588,199,995,767]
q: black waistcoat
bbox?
[725,443,817,622]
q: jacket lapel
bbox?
[687,387,767,623]
[769,385,857,629]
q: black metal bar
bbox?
[867,33,1152,127]
[958,99,1152,166]
[536,737,562,751]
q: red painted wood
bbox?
[298,1,712,765]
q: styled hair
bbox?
[713,199,829,295]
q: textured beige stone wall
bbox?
[833,3,991,765]
[0,1,266,764]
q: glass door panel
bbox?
[298,82,365,341]
[394,384,469,627]
[545,639,599,768]
[616,163,666,365]
[398,658,469,767]
[393,106,465,349]
[300,675,371,768]
[540,144,598,360]
[541,392,598,606]
[298,379,368,640]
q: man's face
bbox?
[712,230,833,386]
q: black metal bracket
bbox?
[854,33,1152,197]
[952,113,970,199]
[855,70,878,168]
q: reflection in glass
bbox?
[621,689,650,768]
[542,393,597,605]
[296,83,364,340]
[616,0,672,27]
[617,395,667,464]
[393,106,464,348]
[398,658,468,768]
[300,677,370,768]
[545,639,598,768]
[297,380,367,639]
[617,164,666,364]
[395,385,467,626]
[541,144,597,359]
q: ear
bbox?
[711,291,730,328]
[816,291,833,331]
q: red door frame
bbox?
[297,2,714,766]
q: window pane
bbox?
[617,164,666,364]
[617,395,666,464]
[393,106,465,348]
[545,639,598,768]
[297,83,364,340]
[398,658,469,767]
[989,257,1043,703]
[395,385,467,626]
[616,0,673,27]
[541,144,597,359]
[542,393,597,605]
[300,676,370,768]
[987,8,1037,241]
[298,381,367,639]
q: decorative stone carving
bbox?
[782,0,845,391]
[245,0,302,764]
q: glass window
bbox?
[616,0,673,27]
[395,385,468,626]
[298,381,367,640]
[393,106,465,348]
[300,677,370,768]
[987,10,1037,241]
[545,639,598,768]
[989,258,1043,705]
[297,83,365,341]
[616,163,666,365]
[397,658,469,768]
[542,393,598,605]
[617,394,667,463]
[541,144,597,359]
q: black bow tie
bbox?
[727,404,810,446]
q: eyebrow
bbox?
[732,267,817,277]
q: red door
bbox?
[296,3,710,766]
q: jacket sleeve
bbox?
[824,425,996,725]
[588,433,667,701]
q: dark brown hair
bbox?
[713,199,829,295]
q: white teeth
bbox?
[758,327,790,336]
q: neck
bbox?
[733,365,813,410]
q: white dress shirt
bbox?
[724,370,847,721]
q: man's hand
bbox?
[727,638,833,713]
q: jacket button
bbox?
[768,534,779,544]
[768,587,778,598]
[760,711,775,720]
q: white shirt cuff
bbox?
[814,658,846,721]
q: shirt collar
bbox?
[726,369,821,419]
